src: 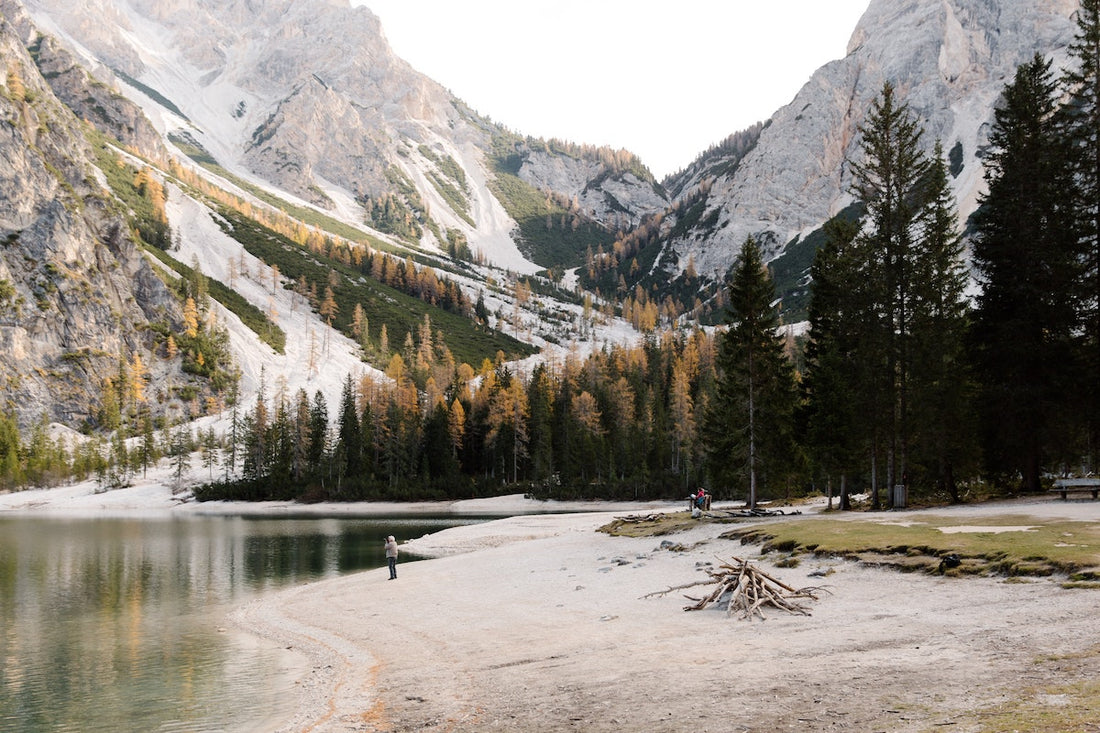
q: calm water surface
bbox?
[0,513,485,732]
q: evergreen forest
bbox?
[2,2,1098,509]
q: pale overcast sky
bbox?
[358,1,870,179]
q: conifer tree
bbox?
[307,390,328,473]
[849,82,932,497]
[0,412,21,490]
[182,297,200,338]
[421,401,460,485]
[136,405,156,478]
[269,396,293,482]
[525,363,555,481]
[909,143,974,499]
[1061,0,1100,467]
[292,388,312,481]
[243,372,268,480]
[668,357,695,479]
[802,215,865,509]
[704,237,797,508]
[971,54,1079,490]
[336,374,362,480]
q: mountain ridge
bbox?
[0,0,1086,433]
[653,0,1078,285]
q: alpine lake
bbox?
[0,512,492,732]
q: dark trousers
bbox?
[388,557,397,579]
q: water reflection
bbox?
[0,514,483,733]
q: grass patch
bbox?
[487,132,616,269]
[112,67,189,121]
[722,514,1100,578]
[168,132,394,251]
[598,511,728,537]
[1061,580,1100,589]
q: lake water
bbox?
[0,513,486,732]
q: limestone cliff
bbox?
[19,0,665,268]
[660,0,1079,281]
[0,7,180,428]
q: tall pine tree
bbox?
[848,82,932,500]
[802,215,865,509]
[909,142,974,500]
[704,237,797,508]
[1061,0,1100,469]
[971,54,1080,491]
[336,373,362,481]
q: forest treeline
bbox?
[192,329,722,503]
[201,1,1100,506]
[1,3,1097,507]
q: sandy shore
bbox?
[229,497,1100,732]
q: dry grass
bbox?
[971,645,1100,732]
[601,510,1100,579]
[719,513,1100,578]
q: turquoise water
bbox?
[0,514,482,732]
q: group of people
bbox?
[691,487,711,513]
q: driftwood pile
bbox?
[613,513,667,523]
[645,556,826,620]
[707,507,802,518]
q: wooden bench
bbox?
[1051,478,1100,500]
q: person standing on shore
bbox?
[384,535,399,579]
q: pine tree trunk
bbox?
[748,352,757,509]
[870,440,880,510]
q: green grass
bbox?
[169,133,487,283]
[418,144,467,189]
[601,509,1100,578]
[485,171,614,269]
[602,506,1100,733]
[89,133,170,247]
[598,511,711,537]
[427,171,473,226]
[487,133,616,269]
[724,514,1100,578]
[112,68,189,122]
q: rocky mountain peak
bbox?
[664,0,1078,282]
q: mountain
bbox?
[0,0,1084,434]
[18,0,665,274]
[633,0,1080,319]
[0,0,184,427]
[1,0,665,432]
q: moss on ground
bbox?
[601,510,1100,579]
[722,514,1100,578]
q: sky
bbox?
[357,1,871,179]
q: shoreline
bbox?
[7,478,1100,730]
[231,497,1100,732]
[0,471,688,520]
